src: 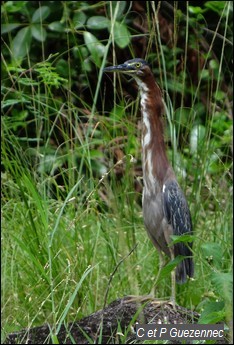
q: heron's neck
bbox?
[137,77,170,191]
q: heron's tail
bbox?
[175,243,194,284]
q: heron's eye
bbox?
[135,62,141,68]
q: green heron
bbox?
[104,58,194,304]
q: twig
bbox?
[93,243,138,344]
[103,243,138,309]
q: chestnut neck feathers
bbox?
[135,68,171,190]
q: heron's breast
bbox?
[142,191,172,256]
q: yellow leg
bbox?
[168,246,176,309]
[150,251,165,296]
[126,252,167,304]
[126,252,176,309]
[170,269,176,309]
[149,265,176,309]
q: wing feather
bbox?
[162,180,194,283]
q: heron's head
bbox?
[103,58,150,79]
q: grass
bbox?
[1,1,232,344]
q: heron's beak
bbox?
[103,63,132,73]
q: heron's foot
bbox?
[124,295,155,303]
[125,295,176,309]
[169,296,176,310]
[150,298,176,309]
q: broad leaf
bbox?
[73,11,87,29]
[170,234,196,245]
[2,1,28,13]
[113,21,130,48]
[1,23,21,34]
[108,1,127,20]
[157,256,185,282]
[198,301,225,324]
[48,21,65,32]
[86,16,110,30]
[32,6,50,23]
[12,27,32,59]
[211,272,233,300]
[83,31,106,67]
[31,24,47,42]
[204,1,227,14]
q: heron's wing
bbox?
[162,180,192,236]
[162,179,194,282]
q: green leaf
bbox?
[188,6,206,15]
[110,103,125,120]
[12,26,32,59]
[166,80,192,94]
[73,11,87,29]
[113,21,130,48]
[32,6,50,23]
[55,59,70,78]
[50,335,59,344]
[89,150,104,158]
[204,1,226,14]
[31,24,47,42]
[55,265,97,334]
[6,66,26,73]
[6,109,29,130]
[2,99,29,108]
[86,16,110,30]
[198,301,225,324]
[174,107,192,128]
[157,256,185,282]
[83,31,106,67]
[108,1,127,20]
[2,1,28,13]
[201,242,223,269]
[11,234,50,283]
[209,59,219,70]
[17,77,39,86]
[214,90,226,102]
[38,154,64,175]
[48,21,65,32]
[170,234,195,245]
[13,109,28,121]
[35,62,68,88]
[211,272,233,301]
[1,23,21,34]
[199,69,210,80]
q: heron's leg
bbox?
[169,248,176,309]
[127,251,175,308]
[151,251,165,296]
[144,272,176,307]
[125,295,166,304]
[127,253,167,304]
[170,269,176,309]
